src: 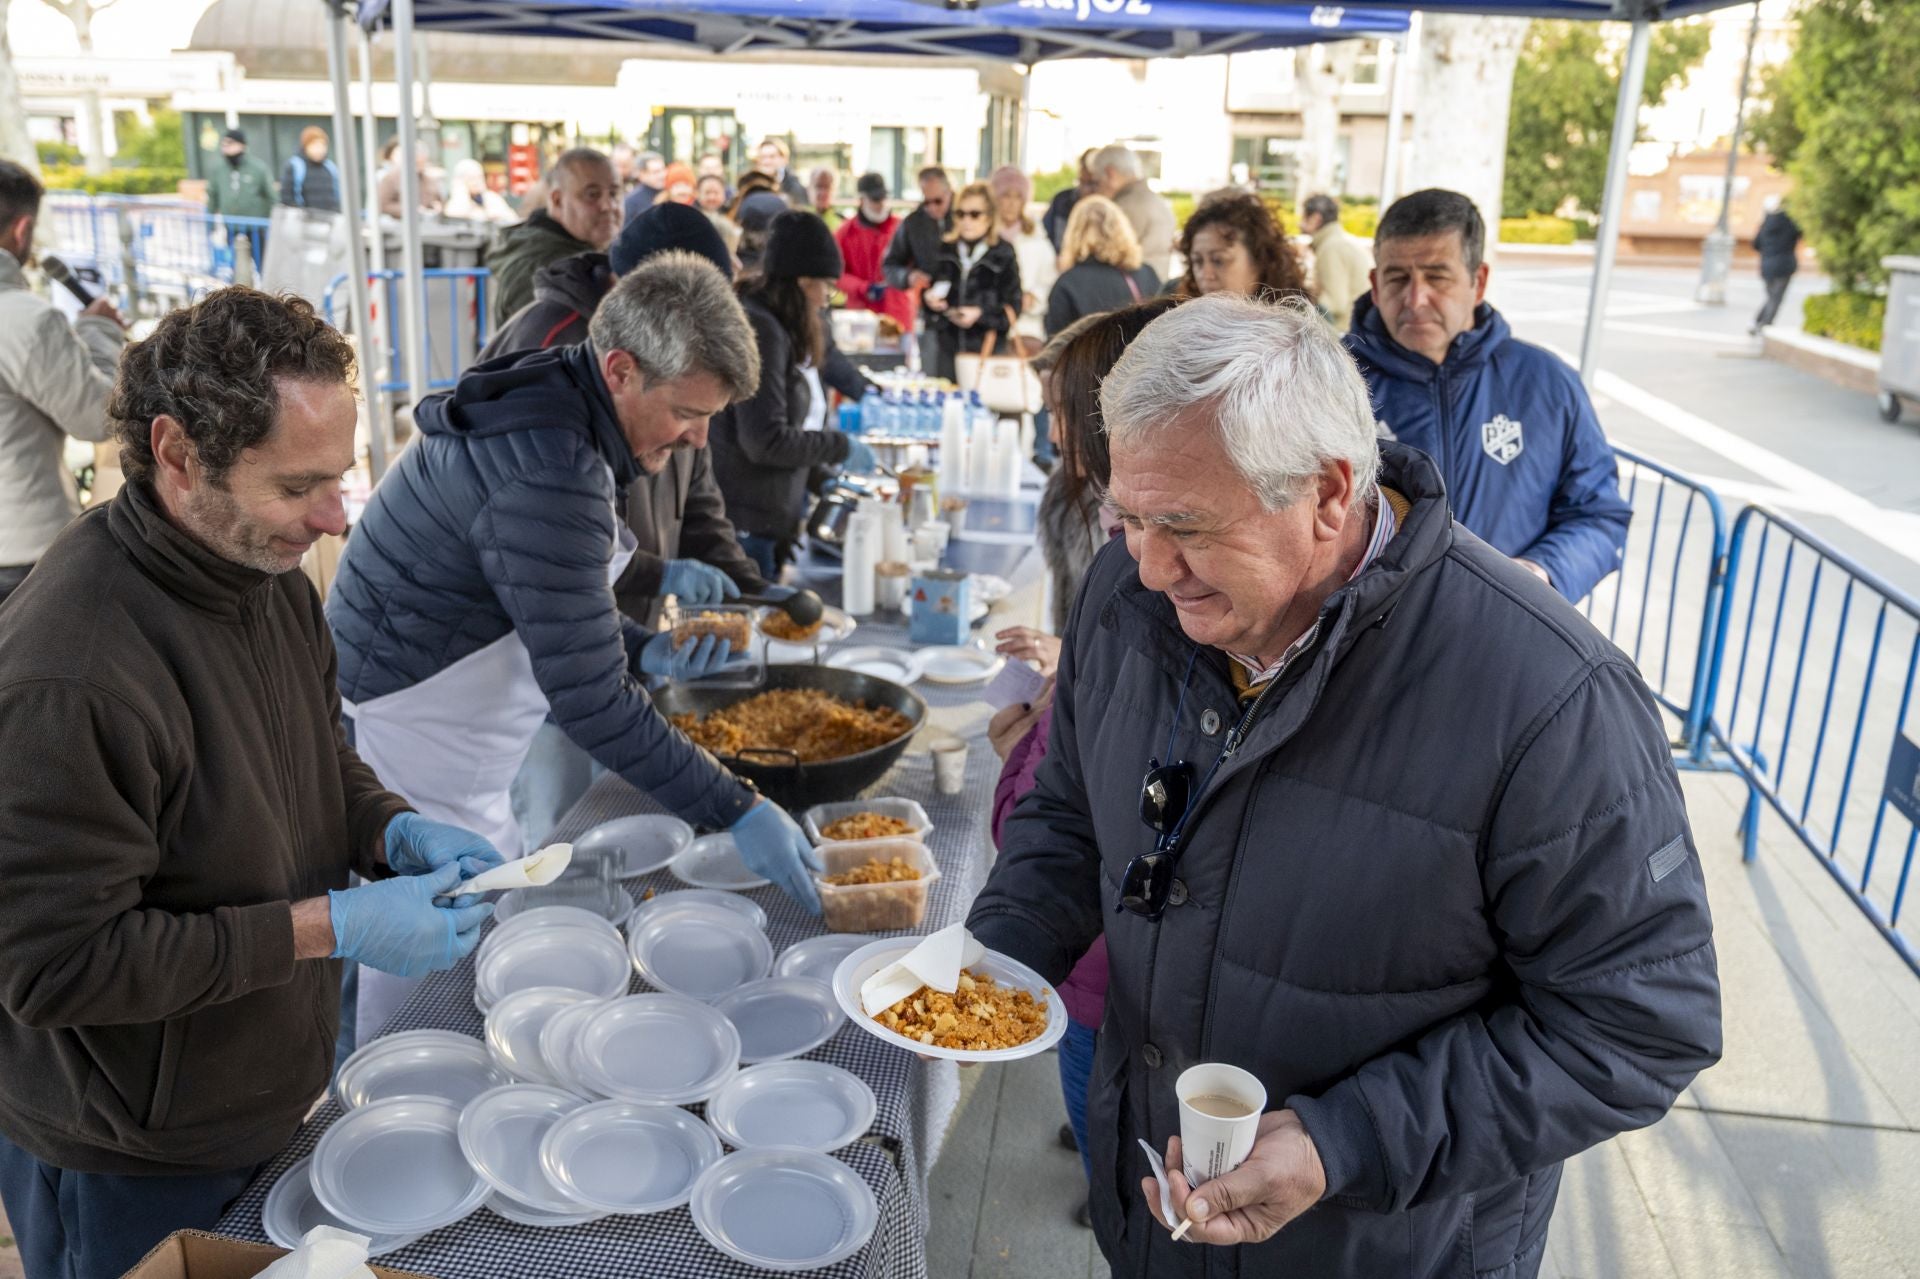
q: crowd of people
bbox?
[0,137,1724,1279]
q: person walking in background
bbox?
[1299,192,1372,330]
[1751,194,1802,336]
[709,212,877,578]
[696,173,740,252]
[882,166,954,373]
[835,173,915,337]
[279,126,342,213]
[1091,143,1174,282]
[1045,195,1158,337]
[754,137,809,205]
[923,182,1022,383]
[989,164,1057,354]
[204,127,275,265]
[988,297,1180,1231]
[0,161,127,607]
[444,159,516,225]
[1175,191,1308,303]
[487,147,621,326]
[1043,148,1097,253]
[808,167,841,232]
[620,150,668,222]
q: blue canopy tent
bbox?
[324,0,1411,471]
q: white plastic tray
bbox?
[703,1062,876,1153]
[627,901,774,1002]
[670,833,772,891]
[571,994,740,1105]
[573,814,695,879]
[711,977,845,1063]
[539,1100,724,1215]
[309,1096,490,1237]
[333,1029,508,1111]
[690,1148,879,1272]
[831,938,1068,1063]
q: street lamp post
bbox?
[1696,1,1764,305]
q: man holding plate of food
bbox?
[965,293,1721,1278]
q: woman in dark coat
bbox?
[923,180,1022,381]
[1045,194,1160,337]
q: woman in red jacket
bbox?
[834,173,915,335]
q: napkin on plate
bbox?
[451,842,573,896]
[859,922,985,1016]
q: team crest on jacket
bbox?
[1481,414,1524,465]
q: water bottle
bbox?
[859,387,881,436]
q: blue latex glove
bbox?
[730,801,824,914]
[661,558,741,605]
[329,864,493,977]
[639,631,741,682]
[758,584,796,602]
[842,438,878,475]
[384,811,504,880]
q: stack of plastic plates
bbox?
[670,833,771,891]
[772,934,869,986]
[571,994,740,1104]
[334,1030,509,1110]
[262,1157,421,1256]
[703,1063,875,1153]
[711,978,844,1063]
[310,1096,490,1238]
[627,888,767,932]
[490,905,622,946]
[475,922,630,1013]
[484,987,601,1086]
[539,1100,725,1215]
[494,877,631,926]
[573,814,695,879]
[457,1084,605,1228]
[537,1000,605,1097]
[627,901,773,1002]
[690,1148,879,1271]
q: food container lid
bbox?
[703,1061,876,1153]
[474,923,631,1007]
[689,1148,879,1272]
[539,1100,725,1215]
[670,833,772,891]
[574,814,695,879]
[262,1156,422,1256]
[334,1029,509,1111]
[627,901,774,1002]
[309,1096,490,1237]
[571,994,740,1105]
[711,977,845,1064]
[456,1083,591,1214]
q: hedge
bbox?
[1801,291,1885,352]
[1498,216,1578,245]
[39,166,187,196]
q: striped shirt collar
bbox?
[1227,496,1398,687]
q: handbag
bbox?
[953,305,1043,416]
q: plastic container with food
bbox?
[665,602,763,689]
[814,838,941,933]
[803,798,934,850]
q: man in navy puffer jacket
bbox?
[326,253,825,915]
[1345,189,1629,603]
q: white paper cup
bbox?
[1175,1063,1267,1189]
[925,520,952,555]
[931,738,968,795]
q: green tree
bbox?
[1762,0,1920,291]
[111,106,184,170]
[1503,19,1712,218]
[1744,57,1803,168]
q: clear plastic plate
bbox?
[915,645,1005,684]
[772,934,871,986]
[487,905,623,947]
[627,901,774,1002]
[823,645,924,684]
[574,814,695,879]
[484,987,599,1086]
[627,888,768,933]
[495,878,632,925]
[572,994,740,1105]
[261,1157,421,1256]
[670,833,772,891]
[831,939,1069,1063]
[309,1096,490,1237]
[334,1029,508,1111]
[711,978,845,1064]
[475,924,631,1007]
[538,1100,724,1215]
[690,1148,879,1272]
[536,1000,605,1099]
[703,1063,876,1153]
[455,1083,591,1214]
[484,1189,606,1229]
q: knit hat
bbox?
[761,210,844,281]
[222,127,247,145]
[609,200,734,279]
[856,172,888,201]
[736,191,792,236]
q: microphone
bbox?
[39,255,98,307]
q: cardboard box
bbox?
[908,569,971,647]
[120,1230,438,1279]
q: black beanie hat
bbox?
[761,210,844,281]
[856,172,888,201]
[609,201,734,279]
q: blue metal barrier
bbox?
[323,268,492,398]
[1701,505,1920,975]
[43,191,271,301]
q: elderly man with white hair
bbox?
[1091,143,1175,283]
[965,293,1721,1278]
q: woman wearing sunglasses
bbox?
[921,180,1022,383]
[988,296,1180,1230]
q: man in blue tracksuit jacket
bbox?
[1345,189,1630,603]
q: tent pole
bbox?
[1017,65,1032,172]
[1379,20,1414,211]
[357,27,392,462]
[1578,15,1649,387]
[325,1,386,481]
[391,0,431,421]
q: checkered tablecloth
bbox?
[216,605,1019,1278]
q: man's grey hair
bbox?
[1302,193,1340,224]
[1091,143,1141,181]
[1100,293,1380,510]
[550,146,612,190]
[588,251,761,401]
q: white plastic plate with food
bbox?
[831,934,1067,1064]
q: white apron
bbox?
[346,518,636,1036]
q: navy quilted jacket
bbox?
[1345,294,1630,603]
[324,342,757,831]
